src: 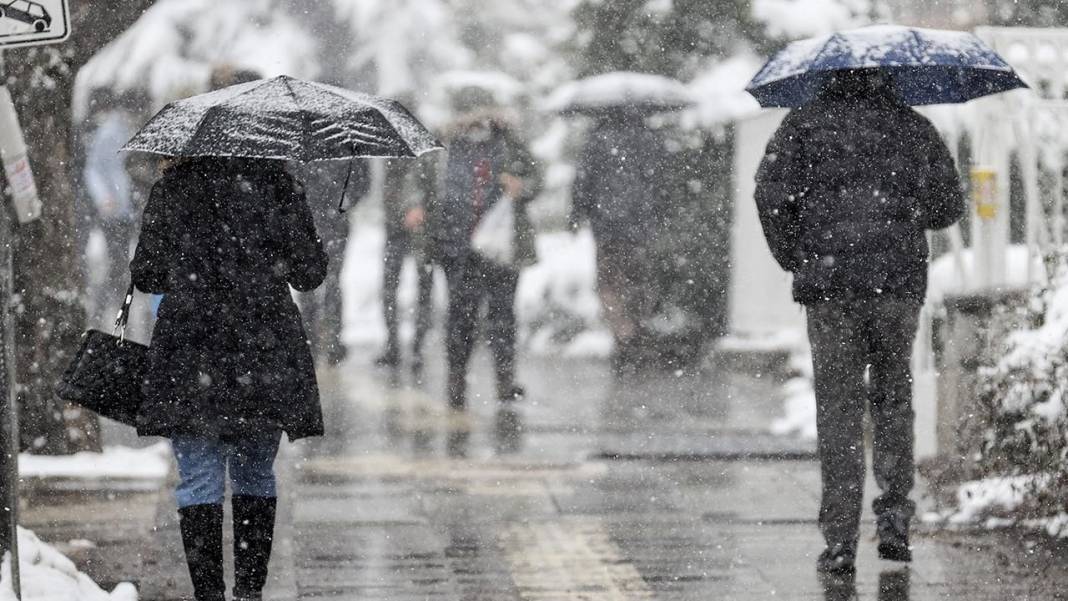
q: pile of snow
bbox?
[946,475,1043,525]
[752,0,870,41]
[19,443,172,481]
[518,229,610,358]
[770,376,818,440]
[75,0,319,119]
[0,528,137,601]
[683,54,764,130]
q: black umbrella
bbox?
[122,75,444,209]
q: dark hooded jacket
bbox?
[754,80,965,305]
[131,158,328,441]
[429,114,542,267]
[571,113,670,247]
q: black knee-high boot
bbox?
[232,495,277,601]
[178,504,225,601]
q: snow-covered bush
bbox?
[974,258,1068,514]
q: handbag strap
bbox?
[112,281,135,341]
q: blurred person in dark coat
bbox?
[296,159,369,364]
[82,88,142,329]
[569,109,670,369]
[376,153,437,375]
[132,157,327,601]
[430,88,541,409]
[755,70,964,575]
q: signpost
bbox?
[0,1,70,596]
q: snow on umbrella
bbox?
[746,25,1029,108]
[546,71,694,115]
[122,75,443,161]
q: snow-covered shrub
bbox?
[974,258,1068,514]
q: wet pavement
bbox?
[141,347,1068,599]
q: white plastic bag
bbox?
[472,196,515,266]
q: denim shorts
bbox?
[171,431,282,508]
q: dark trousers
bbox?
[806,297,920,550]
[442,252,519,407]
[381,227,434,357]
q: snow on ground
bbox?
[0,528,137,601]
[770,376,818,440]
[19,443,171,481]
[340,223,609,357]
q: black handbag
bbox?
[55,283,148,426]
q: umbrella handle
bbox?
[337,152,357,214]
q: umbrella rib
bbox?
[316,86,412,150]
[806,33,840,76]
[281,77,313,163]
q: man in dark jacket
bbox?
[570,109,670,368]
[376,154,437,374]
[431,89,541,409]
[754,70,964,574]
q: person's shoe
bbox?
[232,495,277,601]
[816,543,856,576]
[374,347,400,367]
[325,343,347,366]
[877,512,913,562]
[410,353,425,380]
[498,384,525,403]
[178,504,226,601]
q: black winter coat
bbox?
[131,159,328,441]
[754,93,965,305]
[430,117,542,267]
[571,118,669,247]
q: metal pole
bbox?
[0,49,21,598]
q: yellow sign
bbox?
[971,167,998,221]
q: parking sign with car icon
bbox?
[0,0,66,48]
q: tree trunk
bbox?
[5,1,156,454]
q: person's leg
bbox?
[412,251,435,370]
[227,431,283,600]
[483,258,521,401]
[807,301,868,567]
[321,231,349,364]
[867,298,921,560]
[172,436,227,601]
[379,228,408,365]
[443,255,480,408]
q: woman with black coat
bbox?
[131,157,327,601]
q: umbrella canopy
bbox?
[746,25,1029,108]
[122,75,443,161]
[547,71,694,116]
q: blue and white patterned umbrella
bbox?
[746,25,1028,107]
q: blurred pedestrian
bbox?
[131,157,327,601]
[376,153,437,375]
[755,70,964,575]
[569,108,670,370]
[431,88,541,409]
[297,159,369,364]
[82,88,140,329]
